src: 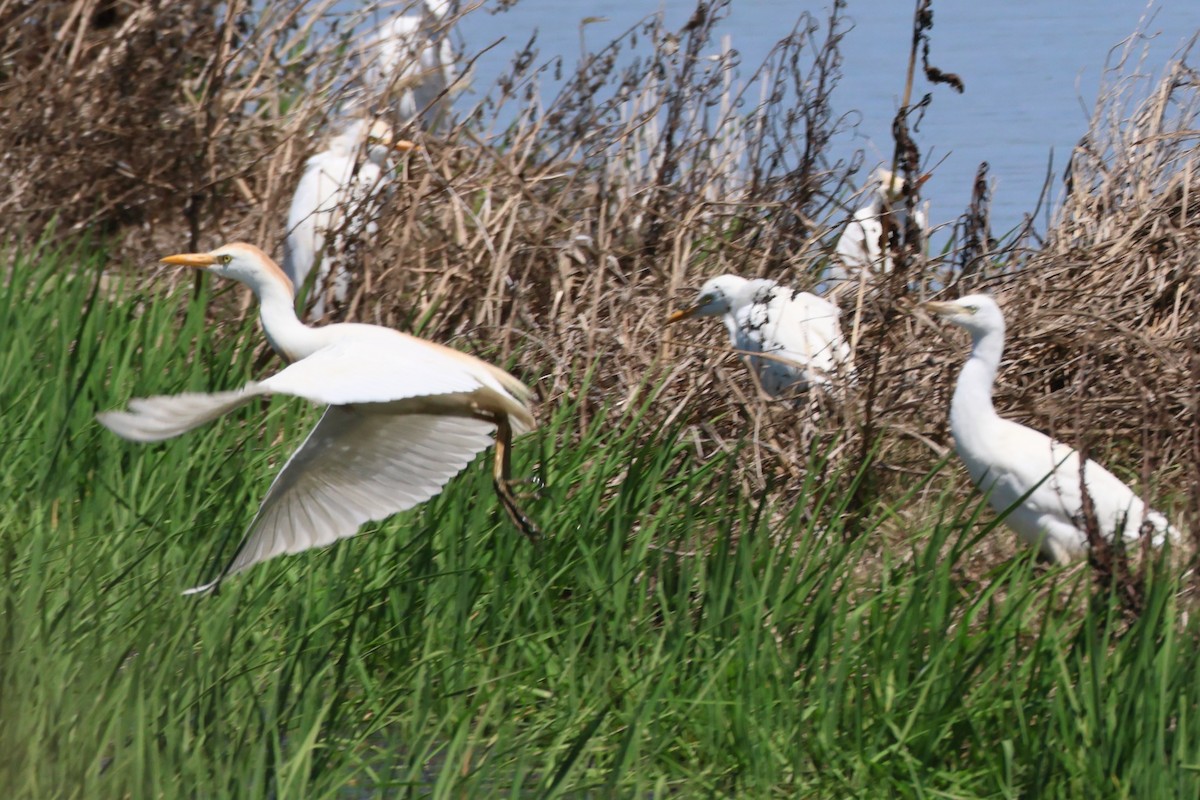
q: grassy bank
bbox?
[2,242,1198,798]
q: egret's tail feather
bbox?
[97,385,264,443]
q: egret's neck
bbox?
[254,278,325,362]
[720,312,741,347]
[950,325,1004,450]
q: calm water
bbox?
[449,0,1199,239]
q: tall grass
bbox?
[2,241,1199,797]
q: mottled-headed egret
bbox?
[98,243,538,593]
[284,118,415,319]
[924,294,1177,563]
[668,275,851,396]
[362,0,459,126]
[830,168,930,287]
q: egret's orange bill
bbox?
[913,172,933,190]
[921,300,960,316]
[394,140,418,152]
[667,306,700,324]
[161,253,217,268]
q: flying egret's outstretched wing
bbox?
[97,386,266,443]
[187,409,495,592]
[97,335,529,445]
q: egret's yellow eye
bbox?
[966,304,979,314]
[219,254,233,265]
[700,294,714,305]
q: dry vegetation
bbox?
[5,0,1199,576]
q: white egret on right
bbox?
[98,242,538,593]
[830,168,930,287]
[924,294,1178,563]
[283,118,414,318]
[668,274,851,396]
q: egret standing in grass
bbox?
[99,242,538,592]
[283,119,414,319]
[923,294,1177,563]
[830,168,930,288]
[361,0,460,127]
[668,275,852,396]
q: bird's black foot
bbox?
[493,477,543,542]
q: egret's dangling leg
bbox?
[489,414,542,541]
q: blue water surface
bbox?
[447,0,1198,239]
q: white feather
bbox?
[829,168,929,287]
[361,0,460,126]
[283,119,394,317]
[674,274,852,396]
[928,293,1177,562]
[186,411,494,593]
[97,386,264,443]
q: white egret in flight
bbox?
[924,294,1177,563]
[830,168,930,287]
[361,0,460,126]
[99,243,538,592]
[668,275,852,397]
[284,118,415,319]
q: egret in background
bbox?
[99,243,538,593]
[361,0,460,127]
[923,294,1177,563]
[668,274,852,397]
[283,118,414,319]
[830,168,930,288]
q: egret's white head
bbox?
[424,0,455,19]
[162,242,294,297]
[923,293,1004,339]
[328,119,417,162]
[871,168,931,204]
[668,275,750,322]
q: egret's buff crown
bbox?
[924,293,1177,563]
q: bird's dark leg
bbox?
[492,415,542,542]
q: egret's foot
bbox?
[493,477,543,542]
[504,473,546,499]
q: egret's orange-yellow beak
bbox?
[667,306,700,324]
[913,172,933,190]
[161,253,217,268]
[394,140,418,153]
[921,300,960,316]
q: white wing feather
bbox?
[97,338,502,447]
[734,284,850,394]
[97,386,266,443]
[186,409,496,592]
[964,418,1178,560]
[834,207,884,277]
[284,149,356,293]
